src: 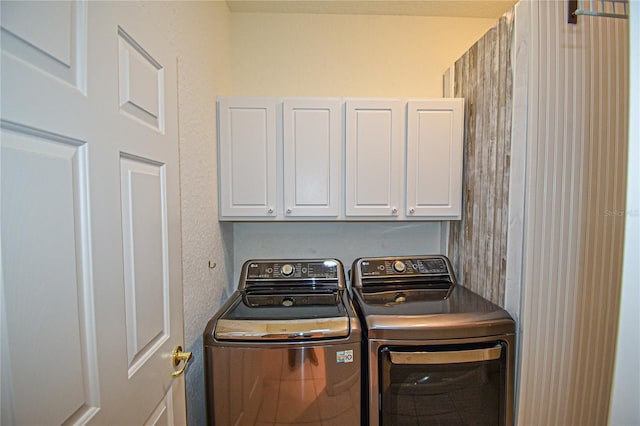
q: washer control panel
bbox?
[358,257,449,277]
[245,259,340,280]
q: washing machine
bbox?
[204,258,361,425]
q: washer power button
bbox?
[392,260,406,273]
[281,264,295,276]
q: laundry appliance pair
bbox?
[204,256,515,426]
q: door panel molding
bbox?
[145,388,174,426]
[0,0,87,91]
[120,154,170,378]
[1,120,99,425]
[117,26,164,132]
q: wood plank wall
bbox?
[448,11,514,306]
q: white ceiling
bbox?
[226,0,519,19]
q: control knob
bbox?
[392,260,406,273]
[280,264,295,276]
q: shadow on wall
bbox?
[186,221,234,426]
[186,340,206,426]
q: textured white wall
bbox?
[233,222,445,283]
[172,5,232,425]
[230,12,497,97]
[137,2,232,425]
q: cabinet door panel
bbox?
[218,97,277,218]
[406,99,463,218]
[345,100,403,217]
[283,98,341,217]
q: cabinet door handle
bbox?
[392,207,398,215]
[267,207,274,214]
[286,208,292,214]
[409,208,415,214]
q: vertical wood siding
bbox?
[450,1,628,424]
[448,11,514,305]
[516,1,628,425]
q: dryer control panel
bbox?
[351,255,456,289]
[358,257,449,277]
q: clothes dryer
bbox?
[350,255,515,426]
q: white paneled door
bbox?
[1,2,186,425]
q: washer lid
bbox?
[215,317,350,340]
[213,291,351,341]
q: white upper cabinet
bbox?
[217,96,464,221]
[406,99,464,219]
[218,97,277,217]
[283,98,342,217]
[345,99,404,217]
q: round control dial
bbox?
[282,297,294,307]
[280,264,295,276]
[392,260,406,273]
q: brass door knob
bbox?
[171,346,192,377]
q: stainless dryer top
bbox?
[350,255,515,340]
